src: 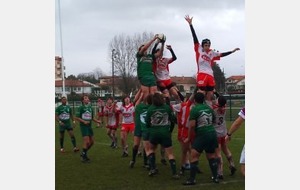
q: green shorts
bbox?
[139,75,156,87]
[80,125,94,137]
[134,124,142,137]
[59,124,73,132]
[149,131,172,148]
[192,131,218,153]
[142,130,150,141]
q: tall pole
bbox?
[58,0,66,97]
[112,49,115,99]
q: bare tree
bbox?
[108,32,154,95]
[77,72,98,84]
[93,67,105,80]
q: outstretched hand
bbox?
[184,15,193,25]
[166,45,172,50]
[232,48,240,53]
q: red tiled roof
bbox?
[171,76,196,84]
[55,79,92,87]
[227,75,245,81]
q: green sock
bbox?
[82,148,88,157]
[148,153,156,170]
[189,161,199,181]
[143,149,148,165]
[132,145,138,162]
[209,158,218,179]
[71,137,76,147]
[59,137,64,149]
[169,159,177,175]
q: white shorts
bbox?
[239,144,245,164]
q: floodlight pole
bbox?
[58,0,66,97]
[112,49,115,99]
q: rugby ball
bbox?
[157,33,166,42]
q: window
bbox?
[190,86,195,92]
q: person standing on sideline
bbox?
[55,96,79,153]
[183,92,219,185]
[225,107,245,177]
[118,95,135,157]
[184,15,240,105]
[75,95,101,163]
[146,92,180,179]
[211,95,236,179]
[136,34,160,100]
[103,97,120,148]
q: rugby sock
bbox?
[59,137,64,149]
[226,155,235,167]
[82,148,88,158]
[148,153,156,170]
[132,145,138,162]
[189,161,199,181]
[71,137,76,147]
[114,136,118,146]
[143,149,148,165]
[169,159,177,175]
[217,157,222,175]
[208,158,218,179]
[160,147,165,159]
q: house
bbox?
[171,76,197,95]
[97,76,123,98]
[225,75,245,94]
[55,79,99,97]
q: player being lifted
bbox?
[152,36,184,104]
[184,15,240,106]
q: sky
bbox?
[55,0,245,78]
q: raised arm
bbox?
[220,48,240,57]
[185,15,199,44]
[139,34,159,54]
[151,41,160,55]
[166,45,177,61]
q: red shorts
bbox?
[121,123,135,133]
[217,136,226,145]
[157,79,172,88]
[196,73,215,87]
[106,125,118,130]
[98,112,104,117]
